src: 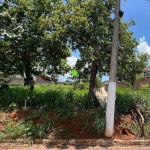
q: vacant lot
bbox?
[0,84,150,142]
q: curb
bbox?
[114,139,150,145]
[0,139,150,146]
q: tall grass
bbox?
[0,84,105,139]
[2,84,150,138]
[2,85,150,112]
[116,87,150,113]
[0,84,97,111]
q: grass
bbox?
[0,84,99,112]
[1,84,150,140]
[0,114,51,141]
[0,83,102,141]
[116,87,150,137]
[116,87,150,113]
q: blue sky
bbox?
[62,0,150,82]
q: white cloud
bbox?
[137,36,150,54]
[58,73,70,82]
[58,56,78,82]
[67,56,77,68]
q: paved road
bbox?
[0,143,150,150]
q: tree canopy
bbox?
[63,0,148,98]
[0,0,70,78]
[0,0,148,94]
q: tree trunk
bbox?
[24,62,34,91]
[24,63,31,78]
[88,61,97,99]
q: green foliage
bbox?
[8,102,17,111]
[143,123,150,138]
[92,108,106,135]
[64,0,148,96]
[82,108,106,136]
[3,85,150,115]
[0,84,103,140]
[116,21,149,85]
[65,0,115,95]
[0,112,51,140]
[0,78,9,91]
[116,87,150,137]
[23,115,51,140]
[115,92,134,113]
[116,88,150,126]
[76,82,85,90]
[116,87,150,114]
[0,84,93,110]
[0,122,26,140]
[0,0,70,77]
[1,85,150,139]
[95,76,102,88]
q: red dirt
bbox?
[113,114,135,140]
[0,109,141,140]
[8,109,30,122]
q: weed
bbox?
[144,123,150,138]
[0,110,52,141]
[0,122,26,140]
[1,85,150,140]
[129,121,141,137]
[1,117,10,125]
[8,102,17,111]
[76,82,85,90]
[82,107,106,136]
[52,127,72,139]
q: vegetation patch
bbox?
[0,85,150,141]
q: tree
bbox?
[64,0,148,99]
[116,20,149,85]
[0,0,10,34]
[64,0,115,99]
[0,0,71,89]
[75,59,90,82]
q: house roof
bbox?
[143,67,150,73]
[38,75,54,81]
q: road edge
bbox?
[0,139,150,146]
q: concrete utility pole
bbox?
[105,0,121,137]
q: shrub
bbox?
[76,82,85,90]
[0,78,9,91]
[116,87,150,114]
[82,107,106,136]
